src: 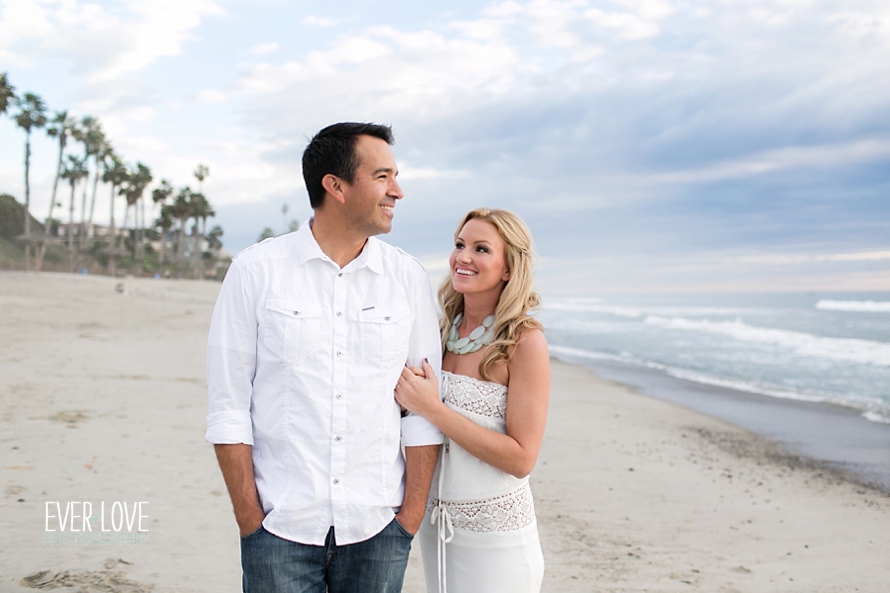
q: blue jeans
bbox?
[240,519,414,593]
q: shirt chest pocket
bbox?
[263,297,326,363]
[358,305,413,368]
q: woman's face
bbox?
[449,219,510,297]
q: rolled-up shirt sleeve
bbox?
[205,260,257,445]
[401,269,446,447]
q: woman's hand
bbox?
[395,360,442,420]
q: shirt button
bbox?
[337,351,343,357]
[333,478,340,484]
[337,273,343,277]
[336,311,342,317]
[336,394,343,400]
[335,436,342,442]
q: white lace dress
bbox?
[418,372,544,593]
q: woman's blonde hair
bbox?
[438,207,543,381]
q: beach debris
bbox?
[47,410,90,426]
[20,566,151,592]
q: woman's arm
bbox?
[395,329,550,478]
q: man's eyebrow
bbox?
[371,166,396,175]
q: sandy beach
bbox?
[1,272,888,592]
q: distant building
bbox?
[55,223,128,239]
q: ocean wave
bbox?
[547,344,890,424]
[815,300,890,312]
[548,344,630,363]
[546,302,642,317]
[643,316,890,367]
[546,300,758,318]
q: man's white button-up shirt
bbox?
[205,221,444,545]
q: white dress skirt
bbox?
[419,372,544,593]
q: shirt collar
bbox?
[293,217,384,275]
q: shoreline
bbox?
[2,272,888,592]
[550,351,890,494]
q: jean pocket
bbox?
[392,517,415,539]
[240,524,265,540]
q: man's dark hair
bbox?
[302,122,394,209]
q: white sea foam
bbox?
[815,300,890,312]
[546,300,757,318]
[548,344,629,364]
[546,302,643,317]
[863,411,890,425]
[644,316,890,367]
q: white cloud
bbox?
[584,7,661,39]
[194,89,228,104]
[641,138,890,185]
[0,0,225,82]
[236,25,521,123]
[303,15,337,27]
[398,164,467,181]
[249,42,280,56]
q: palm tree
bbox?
[118,163,152,266]
[155,204,175,272]
[151,180,174,267]
[101,155,129,275]
[36,111,78,272]
[188,191,215,278]
[86,135,111,241]
[170,187,193,270]
[71,116,99,249]
[60,155,88,264]
[0,72,15,116]
[132,163,152,262]
[194,164,209,193]
[12,92,48,271]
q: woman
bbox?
[395,208,550,593]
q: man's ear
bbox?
[321,174,347,205]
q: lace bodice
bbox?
[442,371,507,420]
[430,372,536,534]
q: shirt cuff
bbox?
[400,413,445,447]
[205,410,254,445]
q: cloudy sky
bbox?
[1,0,888,293]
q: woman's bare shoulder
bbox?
[511,327,549,366]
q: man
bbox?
[206,122,442,592]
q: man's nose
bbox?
[389,178,404,200]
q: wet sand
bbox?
[1,272,887,592]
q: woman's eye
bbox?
[476,247,488,253]
[455,243,464,249]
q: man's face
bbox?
[341,135,403,237]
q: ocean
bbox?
[542,292,890,425]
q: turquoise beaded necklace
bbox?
[445,312,496,355]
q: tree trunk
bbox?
[108,183,117,277]
[67,182,76,270]
[158,227,167,270]
[77,154,90,250]
[86,162,100,241]
[36,138,65,273]
[191,219,201,279]
[137,196,146,264]
[23,132,32,271]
